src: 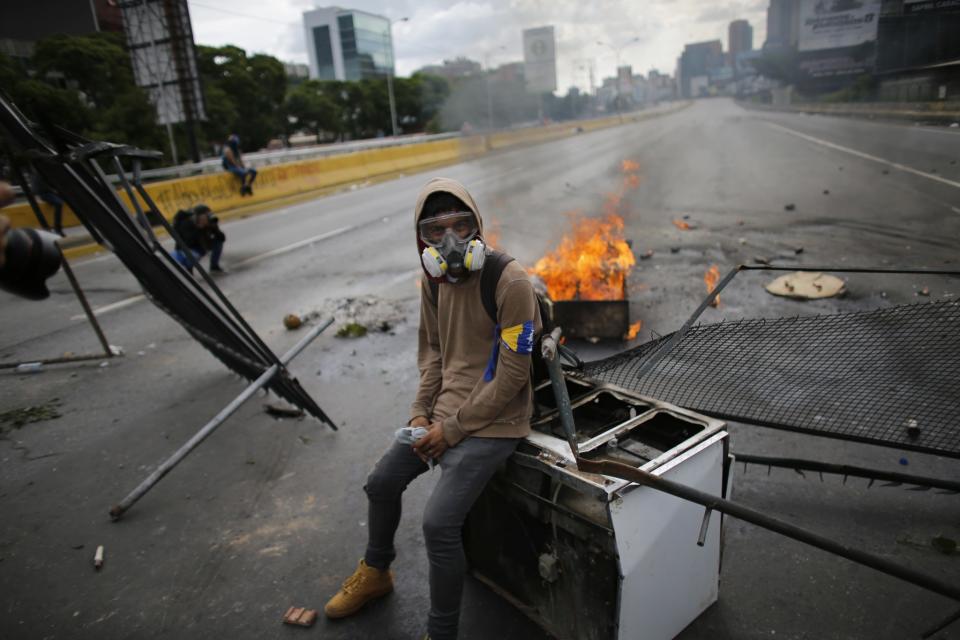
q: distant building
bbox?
[617,65,633,94]
[764,0,800,50]
[416,57,482,81]
[303,7,394,81]
[0,0,123,60]
[728,20,754,58]
[284,62,310,80]
[492,62,525,84]
[678,40,724,97]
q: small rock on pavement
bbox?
[283,314,302,330]
[822,189,830,195]
[784,203,796,211]
[640,249,654,260]
[918,286,930,296]
[794,247,804,254]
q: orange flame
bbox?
[672,219,692,230]
[483,215,501,249]
[625,320,642,341]
[704,264,721,307]
[532,214,635,301]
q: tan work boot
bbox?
[324,559,394,618]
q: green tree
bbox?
[285,80,343,141]
[197,45,286,150]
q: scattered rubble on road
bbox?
[286,295,407,340]
[0,400,62,433]
[765,272,845,299]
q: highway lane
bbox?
[1,99,959,640]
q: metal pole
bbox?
[734,453,960,493]
[58,249,113,358]
[110,318,333,520]
[541,327,579,457]
[387,68,399,137]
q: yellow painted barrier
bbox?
[4,103,690,237]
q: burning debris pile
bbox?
[531,160,642,341]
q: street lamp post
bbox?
[386,17,409,137]
[483,46,506,131]
[597,37,640,123]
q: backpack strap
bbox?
[427,278,439,307]
[479,250,515,325]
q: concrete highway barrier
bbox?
[6,102,690,257]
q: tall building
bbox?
[764,0,800,50]
[303,7,394,81]
[678,40,723,97]
[728,20,754,57]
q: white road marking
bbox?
[73,225,357,319]
[766,122,960,190]
[71,294,145,320]
[234,225,354,267]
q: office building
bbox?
[303,7,394,81]
[678,40,723,97]
[728,20,754,58]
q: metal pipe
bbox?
[734,453,960,493]
[110,318,333,520]
[541,327,579,457]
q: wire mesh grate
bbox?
[583,300,960,458]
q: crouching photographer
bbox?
[171,204,226,274]
[0,181,63,300]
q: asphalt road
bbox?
[1,98,959,640]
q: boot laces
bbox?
[341,572,366,594]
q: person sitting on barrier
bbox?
[222,134,257,197]
[171,204,226,274]
[323,177,542,640]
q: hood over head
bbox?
[414,177,484,282]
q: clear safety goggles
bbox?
[418,211,479,247]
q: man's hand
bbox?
[412,422,449,463]
[409,415,430,428]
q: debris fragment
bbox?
[765,272,845,299]
[669,247,680,253]
[639,249,654,260]
[738,237,746,245]
[918,287,930,297]
[794,247,804,255]
[753,256,771,266]
[264,403,305,419]
[14,362,43,374]
[882,169,890,175]
[904,418,920,438]
[784,203,796,211]
[931,535,957,556]
[672,219,692,230]
[283,314,303,330]
[282,607,318,627]
[336,322,368,338]
[0,401,62,430]
[109,345,124,356]
[94,545,104,570]
[822,189,830,195]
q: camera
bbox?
[0,227,63,300]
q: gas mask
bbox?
[419,211,485,278]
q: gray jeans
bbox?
[364,435,520,640]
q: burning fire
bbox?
[532,215,635,301]
[625,320,642,341]
[704,264,721,307]
[531,159,640,303]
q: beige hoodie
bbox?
[410,177,542,446]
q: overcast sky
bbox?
[188,0,768,91]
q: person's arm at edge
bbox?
[410,275,443,425]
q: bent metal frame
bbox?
[0,94,336,520]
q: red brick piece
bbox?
[282,606,318,627]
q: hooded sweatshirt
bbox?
[411,177,541,446]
